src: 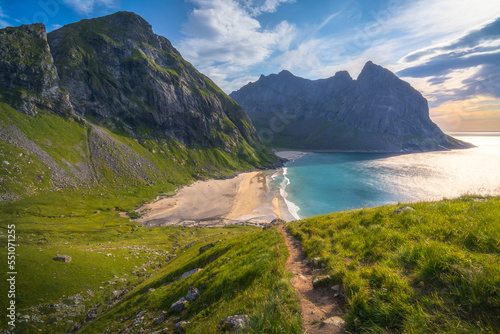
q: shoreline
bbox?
[135,151,308,227]
[274,150,309,161]
[134,170,293,227]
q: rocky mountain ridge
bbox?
[0,13,279,201]
[47,11,258,148]
[230,62,472,151]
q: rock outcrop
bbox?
[0,23,73,116]
[47,11,259,149]
[218,315,250,332]
[230,62,473,152]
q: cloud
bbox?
[244,0,296,16]
[397,16,500,105]
[402,18,500,63]
[430,97,500,131]
[179,0,295,92]
[266,0,500,131]
[50,24,63,31]
[61,0,116,15]
[0,5,10,28]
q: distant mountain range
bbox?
[0,12,279,201]
[230,61,473,152]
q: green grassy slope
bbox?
[0,100,286,332]
[0,193,301,333]
[79,227,301,334]
[0,102,277,202]
[288,196,500,333]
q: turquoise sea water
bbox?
[272,133,500,219]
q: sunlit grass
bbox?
[288,196,500,333]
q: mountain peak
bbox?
[231,62,472,151]
[360,60,383,74]
[52,11,154,41]
[0,23,73,116]
[278,69,294,77]
[46,11,264,148]
[357,61,397,83]
[333,70,353,81]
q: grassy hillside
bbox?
[0,101,288,333]
[0,101,277,202]
[288,196,500,333]
[0,190,301,332]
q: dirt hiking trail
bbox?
[279,226,346,334]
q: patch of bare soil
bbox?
[279,226,346,334]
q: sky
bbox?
[1,0,500,131]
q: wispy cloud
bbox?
[0,5,10,28]
[50,24,63,31]
[61,0,117,15]
[241,0,296,16]
[178,0,295,92]
[280,0,500,76]
[398,16,500,108]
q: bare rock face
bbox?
[0,24,73,116]
[47,11,259,149]
[230,62,473,152]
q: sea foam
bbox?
[280,168,301,220]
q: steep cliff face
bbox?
[0,17,279,202]
[47,12,258,149]
[0,23,73,116]
[231,61,472,151]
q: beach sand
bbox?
[135,170,292,227]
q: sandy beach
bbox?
[135,150,308,227]
[135,170,291,227]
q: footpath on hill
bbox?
[279,226,346,334]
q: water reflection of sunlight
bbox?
[372,135,500,202]
[278,134,500,218]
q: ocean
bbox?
[271,133,500,219]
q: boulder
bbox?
[186,287,200,302]
[320,316,346,332]
[171,297,187,313]
[175,321,190,333]
[111,290,123,298]
[180,268,202,280]
[393,206,414,214]
[218,315,250,332]
[153,315,166,327]
[53,255,71,262]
